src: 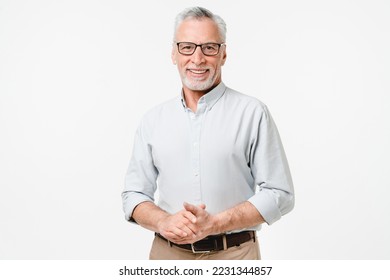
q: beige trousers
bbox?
[149,234,261,260]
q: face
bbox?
[172,18,227,95]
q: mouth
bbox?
[188,69,209,74]
[186,68,210,79]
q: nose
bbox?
[191,46,206,65]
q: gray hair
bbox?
[173,7,227,42]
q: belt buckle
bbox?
[191,243,211,254]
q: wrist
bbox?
[210,214,223,235]
[156,212,170,233]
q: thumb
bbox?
[183,202,202,215]
[198,203,206,210]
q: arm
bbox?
[213,201,265,233]
[122,120,199,243]
[132,201,198,243]
[131,201,260,245]
[247,104,295,225]
[167,201,265,244]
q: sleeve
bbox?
[247,105,295,225]
[121,119,159,222]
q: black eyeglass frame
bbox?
[176,42,225,56]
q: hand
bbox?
[156,209,198,244]
[183,202,219,243]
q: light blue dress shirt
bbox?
[122,82,294,231]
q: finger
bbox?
[179,224,198,238]
[173,218,199,237]
[181,219,200,237]
[165,226,188,238]
[162,225,202,244]
[198,203,206,210]
[162,231,186,243]
[179,217,198,236]
[182,210,197,224]
[163,228,195,243]
[183,202,200,215]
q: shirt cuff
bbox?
[122,192,154,223]
[248,188,282,225]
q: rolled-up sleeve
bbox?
[247,105,294,225]
[122,119,158,222]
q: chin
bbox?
[183,78,216,92]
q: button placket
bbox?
[187,101,206,203]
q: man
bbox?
[122,6,294,260]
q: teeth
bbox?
[190,69,207,74]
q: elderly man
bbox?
[122,6,294,260]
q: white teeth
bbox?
[189,69,207,74]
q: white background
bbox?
[0,0,389,260]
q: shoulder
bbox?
[142,96,180,120]
[137,96,181,132]
[224,86,270,116]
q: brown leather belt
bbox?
[155,231,256,253]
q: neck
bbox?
[183,83,219,113]
[183,90,204,112]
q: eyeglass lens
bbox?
[178,43,221,56]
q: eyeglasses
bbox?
[176,42,225,56]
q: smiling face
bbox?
[172,18,227,95]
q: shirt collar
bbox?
[180,82,226,110]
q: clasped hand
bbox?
[157,202,217,244]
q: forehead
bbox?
[175,18,220,43]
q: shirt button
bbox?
[193,142,198,147]
[195,173,199,176]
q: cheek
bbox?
[211,62,223,73]
[177,63,188,77]
[176,58,189,69]
[210,57,224,69]
[177,63,185,73]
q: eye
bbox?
[204,45,217,51]
[179,43,195,51]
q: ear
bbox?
[171,46,177,65]
[221,46,227,66]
